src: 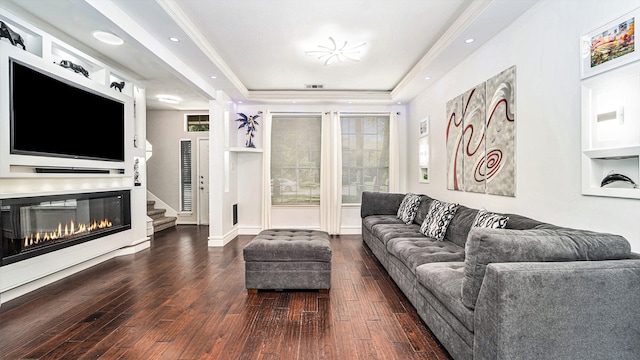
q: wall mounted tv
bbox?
[10,59,125,162]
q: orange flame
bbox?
[24,218,113,247]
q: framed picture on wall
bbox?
[419,117,429,136]
[581,7,639,79]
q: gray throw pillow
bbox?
[472,208,509,229]
[396,193,422,224]
[461,227,631,309]
[420,199,459,241]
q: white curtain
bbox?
[261,110,272,230]
[388,111,400,193]
[320,111,342,234]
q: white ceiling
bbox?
[1,0,538,110]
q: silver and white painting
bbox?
[445,66,516,197]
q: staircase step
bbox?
[147,199,177,233]
[153,216,177,232]
[147,208,166,219]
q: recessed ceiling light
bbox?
[238,101,243,104]
[169,37,180,42]
[465,38,475,44]
[156,94,181,104]
[92,31,124,45]
[210,75,217,79]
[396,101,402,105]
[424,76,431,80]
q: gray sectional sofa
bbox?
[360,191,640,360]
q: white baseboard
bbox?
[239,226,262,235]
[0,251,113,306]
[115,238,151,256]
[0,238,152,307]
[208,228,239,247]
[238,225,361,235]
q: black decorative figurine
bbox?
[56,60,89,78]
[110,81,125,92]
[0,21,26,50]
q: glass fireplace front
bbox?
[1,190,131,266]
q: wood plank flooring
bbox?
[0,225,452,360]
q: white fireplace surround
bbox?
[0,9,150,307]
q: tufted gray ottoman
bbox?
[243,229,332,293]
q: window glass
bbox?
[180,140,192,211]
[341,115,390,204]
[186,114,209,132]
[271,115,322,205]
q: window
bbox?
[341,115,390,203]
[185,114,209,132]
[180,140,192,211]
[271,115,322,205]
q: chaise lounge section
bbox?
[361,191,640,360]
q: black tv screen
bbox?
[10,59,125,162]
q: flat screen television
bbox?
[10,59,125,162]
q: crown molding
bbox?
[156,0,250,99]
[391,0,492,99]
[248,90,393,103]
[82,0,217,100]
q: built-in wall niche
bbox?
[108,74,131,97]
[582,62,640,199]
[0,13,43,57]
[50,42,107,84]
[418,117,430,183]
[230,111,263,152]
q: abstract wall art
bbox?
[445,66,516,197]
[446,95,464,191]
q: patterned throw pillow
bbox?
[472,208,509,229]
[420,200,459,241]
[396,193,422,224]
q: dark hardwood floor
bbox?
[0,225,452,360]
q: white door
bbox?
[197,138,210,225]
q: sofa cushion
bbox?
[362,215,405,232]
[413,196,434,225]
[387,238,465,274]
[371,223,422,245]
[416,262,474,332]
[420,200,459,241]
[397,193,423,224]
[361,191,406,218]
[444,205,478,247]
[462,227,632,309]
[504,213,548,230]
[472,208,509,229]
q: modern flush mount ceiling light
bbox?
[305,37,367,66]
[156,94,181,104]
[92,31,124,45]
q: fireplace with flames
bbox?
[0,190,131,266]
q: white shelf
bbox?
[582,187,640,199]
[581,62,640,199]
[229,147,263,153]
[583,146,640,159]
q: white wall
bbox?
[207,93,241,246]
[236,103,407,234]
[406,0,640,251]
[146,109,209,224]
